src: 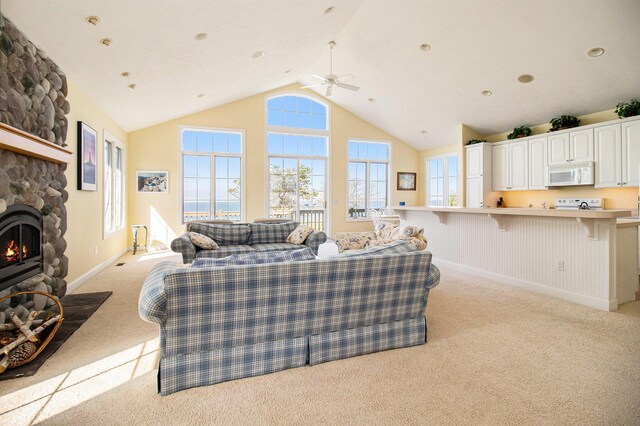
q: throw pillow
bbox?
[188,232,218,250]
[286,224,314,245]
[192,247,315,268]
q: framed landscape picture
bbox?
[137,170,169,193]
[397,172,416,191]
[77,121,97,191]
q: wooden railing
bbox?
[184,209,325,231]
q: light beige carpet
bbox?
[1,250,639,425]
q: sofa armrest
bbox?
[426,264,440,289]
[304,230,327,254]
[138,261,177,325]
[171,233,197,263]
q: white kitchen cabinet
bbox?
[595,120,640,188]
[529,137,548,190]
[465,143,496,207]
[622,120,640,187]
[491,140,528,191]
[548,129,593,165]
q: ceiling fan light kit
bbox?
[301,41,360,96]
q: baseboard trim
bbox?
[67,248,128,294]
[435,258,617,312]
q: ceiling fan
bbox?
[302,41,360,97]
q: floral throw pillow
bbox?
[286,224,314,245]
[188,232,219,250]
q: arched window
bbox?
[266,94,329,231]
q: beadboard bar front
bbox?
[394,206,636,311]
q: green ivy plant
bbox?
[615,99,640,118]
[467,139,486,145]
[507,126,531,140]
[548,115,580,132]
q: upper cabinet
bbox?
[465,143,496,208]
[548,129,593,165]
[595,120,640,188]
[528,137,548,190]
[491,140,528,191]
[466,144,483,178]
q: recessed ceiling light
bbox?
[517,74,534,83]
[420,43,431,52]
[324,6,335,14]
[481,90,492,96]
[284,69,292,74]
[120,71,129,77]
[588,47,604,57]
[99,38,112,47]
[85,16,100,26]
[128,83,136,90]
[197,93,205,98]
[368,98,376,103]
[421,130,429,134]
[252,51,265,59]
[194,33,208,41]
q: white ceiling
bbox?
[5,0,640,150]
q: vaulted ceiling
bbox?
[5,0,640,150]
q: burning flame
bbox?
[4,240,27,262]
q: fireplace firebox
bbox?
[0,205,43,291]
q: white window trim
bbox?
[264,92,331,235]
[346,138,392,222]
[177,125,246,225]
[103,130,126,239]
[425,152,460,207]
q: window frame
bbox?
[103,130,126,239]
[346,138,392,222]
[178,125,246,225]
[264,92,331,234]
[425,152,460,207]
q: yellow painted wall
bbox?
[475,109,637,209]
[127,83,419,242]
[64,81,129,283]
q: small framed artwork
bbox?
[136,170,169,193]
[397,172,417,191]
[77,121,98,191]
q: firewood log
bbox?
[10,312,37,343]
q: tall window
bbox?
[427,154,458,206]
[266,94,328,231]
[103,131,125,237]
[181,128,243,223]
[348,140,390,219]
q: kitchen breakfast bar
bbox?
[394,206,639,311]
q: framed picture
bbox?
[397,172,417,191]
[77,121,98,191]
[136,170,169,193]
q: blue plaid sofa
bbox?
[170,221,327,263]
[139,241,440,395]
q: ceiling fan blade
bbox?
[301,83,325,89]
[312,74,327,81]
[337,73,355,80]
[326,85,333,97]
[336,82,360,91]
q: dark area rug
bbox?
[0,291,112,380]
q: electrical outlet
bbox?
[557,261,565,271]
[94,246,98,255]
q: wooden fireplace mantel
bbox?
[0,123,72,164]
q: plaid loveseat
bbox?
[139,245,440,395]
[171,221,327,263]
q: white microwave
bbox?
[547,161,594,187]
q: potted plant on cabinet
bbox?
[467,139,486,145]
[548,115,580,132]
[507,126,531,139]
[615,99,640,118]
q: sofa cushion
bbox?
[248,221,299,245]
[187,232,218,250]
[333,240,416,257]
[194,245,255,259]
[187,222,250,246]
[286,224,314,245]
[251,242,302,252]
[192,247,316,268]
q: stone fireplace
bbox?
[0,15,71,319]
[0,204,43,290]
